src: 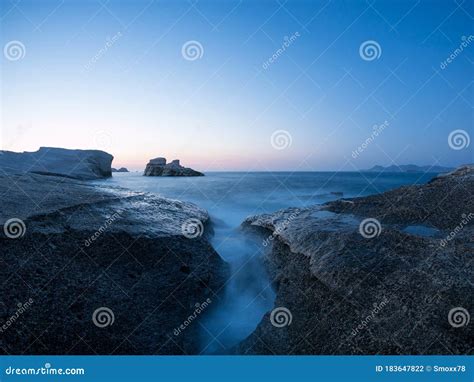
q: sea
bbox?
[94,171,438,353]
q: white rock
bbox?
[0,147,113,180]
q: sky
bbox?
[1,0,473,171]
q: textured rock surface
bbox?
[0,147,113,180]
[144,157,204,177]
[238,165,473,355]
[328,165,474,229]
[112,167,129,173]
[149,157,166,166]
[0,174,227,354]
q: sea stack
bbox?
[112,167,129,173]
[144,157,204,177]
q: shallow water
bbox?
[403,225,441,238]
[94,171,437,352]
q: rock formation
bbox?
[144,157,204,177]
[0,173,228,354]
[365,164,454,173]
[112,167,129,173]
[238,165,473,355]
[0,147,113,180]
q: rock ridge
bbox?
[238,165,473,355]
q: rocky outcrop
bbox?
[328,164,474,229]
[144,157,204,177]
[365,164,454,173]
[238,165,473,355]
[112,167,129,173]
[0,147,113,180]
[0,173,228,354]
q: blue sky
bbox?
[1,0,472,170]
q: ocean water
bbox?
[94,171,437,353]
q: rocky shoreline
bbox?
[0,173,228,354]
[1,147,471,355]
[238,166,473,355]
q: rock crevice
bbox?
[0,173,227,355]
[238,165,473,355]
